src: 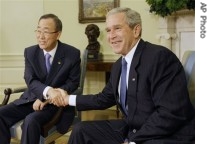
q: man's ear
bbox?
[56,32,62,40]
[133,24,141,38]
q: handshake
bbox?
[33,88,69,111]
[47,88,69,107]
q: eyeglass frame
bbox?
[34,29,58,36]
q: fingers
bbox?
[33,99,40,111]
[47,88,68,107]
[51,95,67,107]
[33,99,49,111]
[43,99,50,105]
[33,101,41,111]
[40,100,49,110]
[39,103,44,110]
[48,89,61,99]
[33,103,37,110]
[56,88,68,97]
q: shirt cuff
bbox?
[69,95,76,106]
[129,142,136,144]
[43,86,52,99]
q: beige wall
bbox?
[0,0,159,54]
[0,0,159,100]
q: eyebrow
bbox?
[105,24,123,30]
[37,26,50,30]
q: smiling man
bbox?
[51,8,195,144]
[0,14,80,144]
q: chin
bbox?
[113,50,121,55]
[38,45,46,49]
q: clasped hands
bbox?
[47,88,69,107]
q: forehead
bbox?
[106,13,126,28]
[37,18,56,30]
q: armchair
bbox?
[182,50,195,107]
[1,49,88,144]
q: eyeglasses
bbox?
[34,30,58,36]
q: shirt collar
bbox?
[123,39,140,65]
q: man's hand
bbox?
[47,88,62,99]
[33,99,49,111]
[51,88,69,107]
[47,88,69,107]
[47,88,63,106]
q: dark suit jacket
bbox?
[13,40,80,133]
[76,39,195,143]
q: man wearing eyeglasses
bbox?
[0,14,80,144]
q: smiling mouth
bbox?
[111,41,121,45]
[112,40,121,43]
[39,42,46,45]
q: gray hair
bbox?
[106,7,142,29]
[39,14,62,32]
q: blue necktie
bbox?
[120,58,128,115]
[45,53,51,73]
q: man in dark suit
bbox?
[0,14,80,144]
[52,8,195,144]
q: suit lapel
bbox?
[111,59,127,115]
[112,59,121,102]
[45,44,64,84]
[35,48,47,78]
[127,40,145,119]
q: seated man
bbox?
[0,14,80,144]
[52,7,195,144]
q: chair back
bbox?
[182,51,195,107]
[72,49,88,95]
[70,49,88,122]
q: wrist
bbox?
[65,96,69,105]
[43,86,52,99]
[47,88,54,98]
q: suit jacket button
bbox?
[132,78,135,81]
[133,129,136,133]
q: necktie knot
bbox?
[122,58,127,68]
[45,53,51,73]
[45,53,51,60]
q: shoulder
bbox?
[144,41,169,53]
[24,44,40,56]
[57,41,80,59]
[135,40,180,70]
[58,41,80,53]
[142,41,177,59]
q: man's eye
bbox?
[106,29,110,32]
